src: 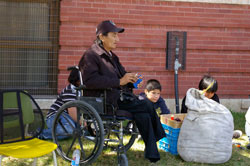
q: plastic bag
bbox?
[245,107,250,138]
[177,88,234,164]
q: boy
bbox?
[139,79,170,116]
[39,68,80,139]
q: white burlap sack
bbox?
[245,107,250,138]
[177,88,234,164]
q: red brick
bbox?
[58,0,250,98]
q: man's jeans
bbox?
[39,112,75,140]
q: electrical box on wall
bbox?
[166,31,187,70]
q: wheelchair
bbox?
[52,66,139,166]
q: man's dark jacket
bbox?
[78,43,133,107]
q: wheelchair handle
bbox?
[67,66,84,86]
[67,66,79,71]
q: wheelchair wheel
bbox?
[123,120,138,151]
[104,120,138,152]
[52,100,104,165]
[118,154,128,166]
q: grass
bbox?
[232,111,246,132]
[2,111,250,166]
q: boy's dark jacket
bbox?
[138,92,170,115]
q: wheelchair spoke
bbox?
[61,112,75,129]
[104,120,138,152]
[77,135,86,160]
[66,135,77,157]
[55,119,74,137]
[58,119,68,133]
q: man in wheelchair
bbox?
[78,20,166,164]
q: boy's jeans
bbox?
[39,112,75,140]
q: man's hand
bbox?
[120,73,137,86]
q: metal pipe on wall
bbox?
[174,37,182,113]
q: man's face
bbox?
[145,89,161,103]
[100,32,119,51]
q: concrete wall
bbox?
[36,98,250,113]
[164,99,250,113]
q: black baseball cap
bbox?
[96,20,124,36]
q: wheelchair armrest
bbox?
[75,85,112,91]
[86,87,112,91]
